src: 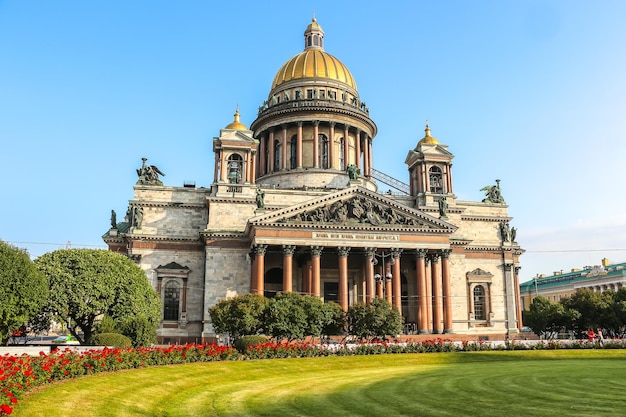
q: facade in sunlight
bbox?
[519,258,626,310]
[103,19,524,343]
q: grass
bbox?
[12,350,626,416]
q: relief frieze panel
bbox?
[276,195,428,228]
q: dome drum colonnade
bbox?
[249,244,454,334]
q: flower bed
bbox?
[0,344,237,415]
[3,338,625,415]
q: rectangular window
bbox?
[324,282,339,303]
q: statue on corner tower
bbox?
[136,157,165,186]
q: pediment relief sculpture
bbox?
[467,268,494,278]
[276,196,430,228]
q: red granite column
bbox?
[431,253,442,333]
[259,135,266,175]
[441,249,453,333]
[515,266,523,329]
[311,246,323,298]
[297,122,303,168]
[329,122,336,169]
[313,121,320,168]
[415,249,428,333]
[252,244,267,295]
[250,151,256,184]
[282,125,288,170]
[391,249,403,312]
[214,152,220,183]
[282,245,295,293]
[338,246,350,311]
[343,125,350,169]
[268,131,275,172]
[355,131,362,171]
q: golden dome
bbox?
[417,124,440,146]
[271,18,357,90]
[271,49,357,90]
[224,108,248,130]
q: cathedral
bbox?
[104,18,524,343]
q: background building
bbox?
[104,19,524,343]
[519,258,626,310]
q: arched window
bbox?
[307,36,312,47]
[339,137,345,169]
[429,166,443,193]
[227,154,243,184]
[313,35,319,46]
[319,134,329,168]
[274,140,281,172]
[473,286,486,320]
[290,135,297,169]
[163,281,180,321]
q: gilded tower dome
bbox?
[417,123,440,146]
[271,18,357,90]
[224,108,248,130]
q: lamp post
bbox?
[373,251,394,303]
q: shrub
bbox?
[117,316,157,347]
[234,335,269,354]
[91,333,132,348]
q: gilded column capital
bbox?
[415,248,428,259]
[310,246,323,257]
[338,246,351,257]
[253,244,268,256]
[365,247,377,258]
[440,249,452,259]
[391,248,403,259]
[282,245,296,256]
[429,252,441,263]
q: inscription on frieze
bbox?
[312,232,399,241]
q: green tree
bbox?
[208,293,267,340]
[561,289,613,333]
[0,241,49,345]
[320,301,345,337]
[523,296,578,338]
[263,292,308,341]
[613,288,626,330]
[347,298,402,341]
[35,249,161,345]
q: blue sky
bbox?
[1,1,625,283]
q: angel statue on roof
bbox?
[480,179,505,204]
[136,157,165,186]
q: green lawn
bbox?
[13,350,626,417]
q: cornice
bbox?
[129,201,206,209]
[461,215,512,222]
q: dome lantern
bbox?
[304,17,324,50]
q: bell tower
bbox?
[405,123,455,207]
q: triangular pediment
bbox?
[248,186,457,233]
[405,144,454,166]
